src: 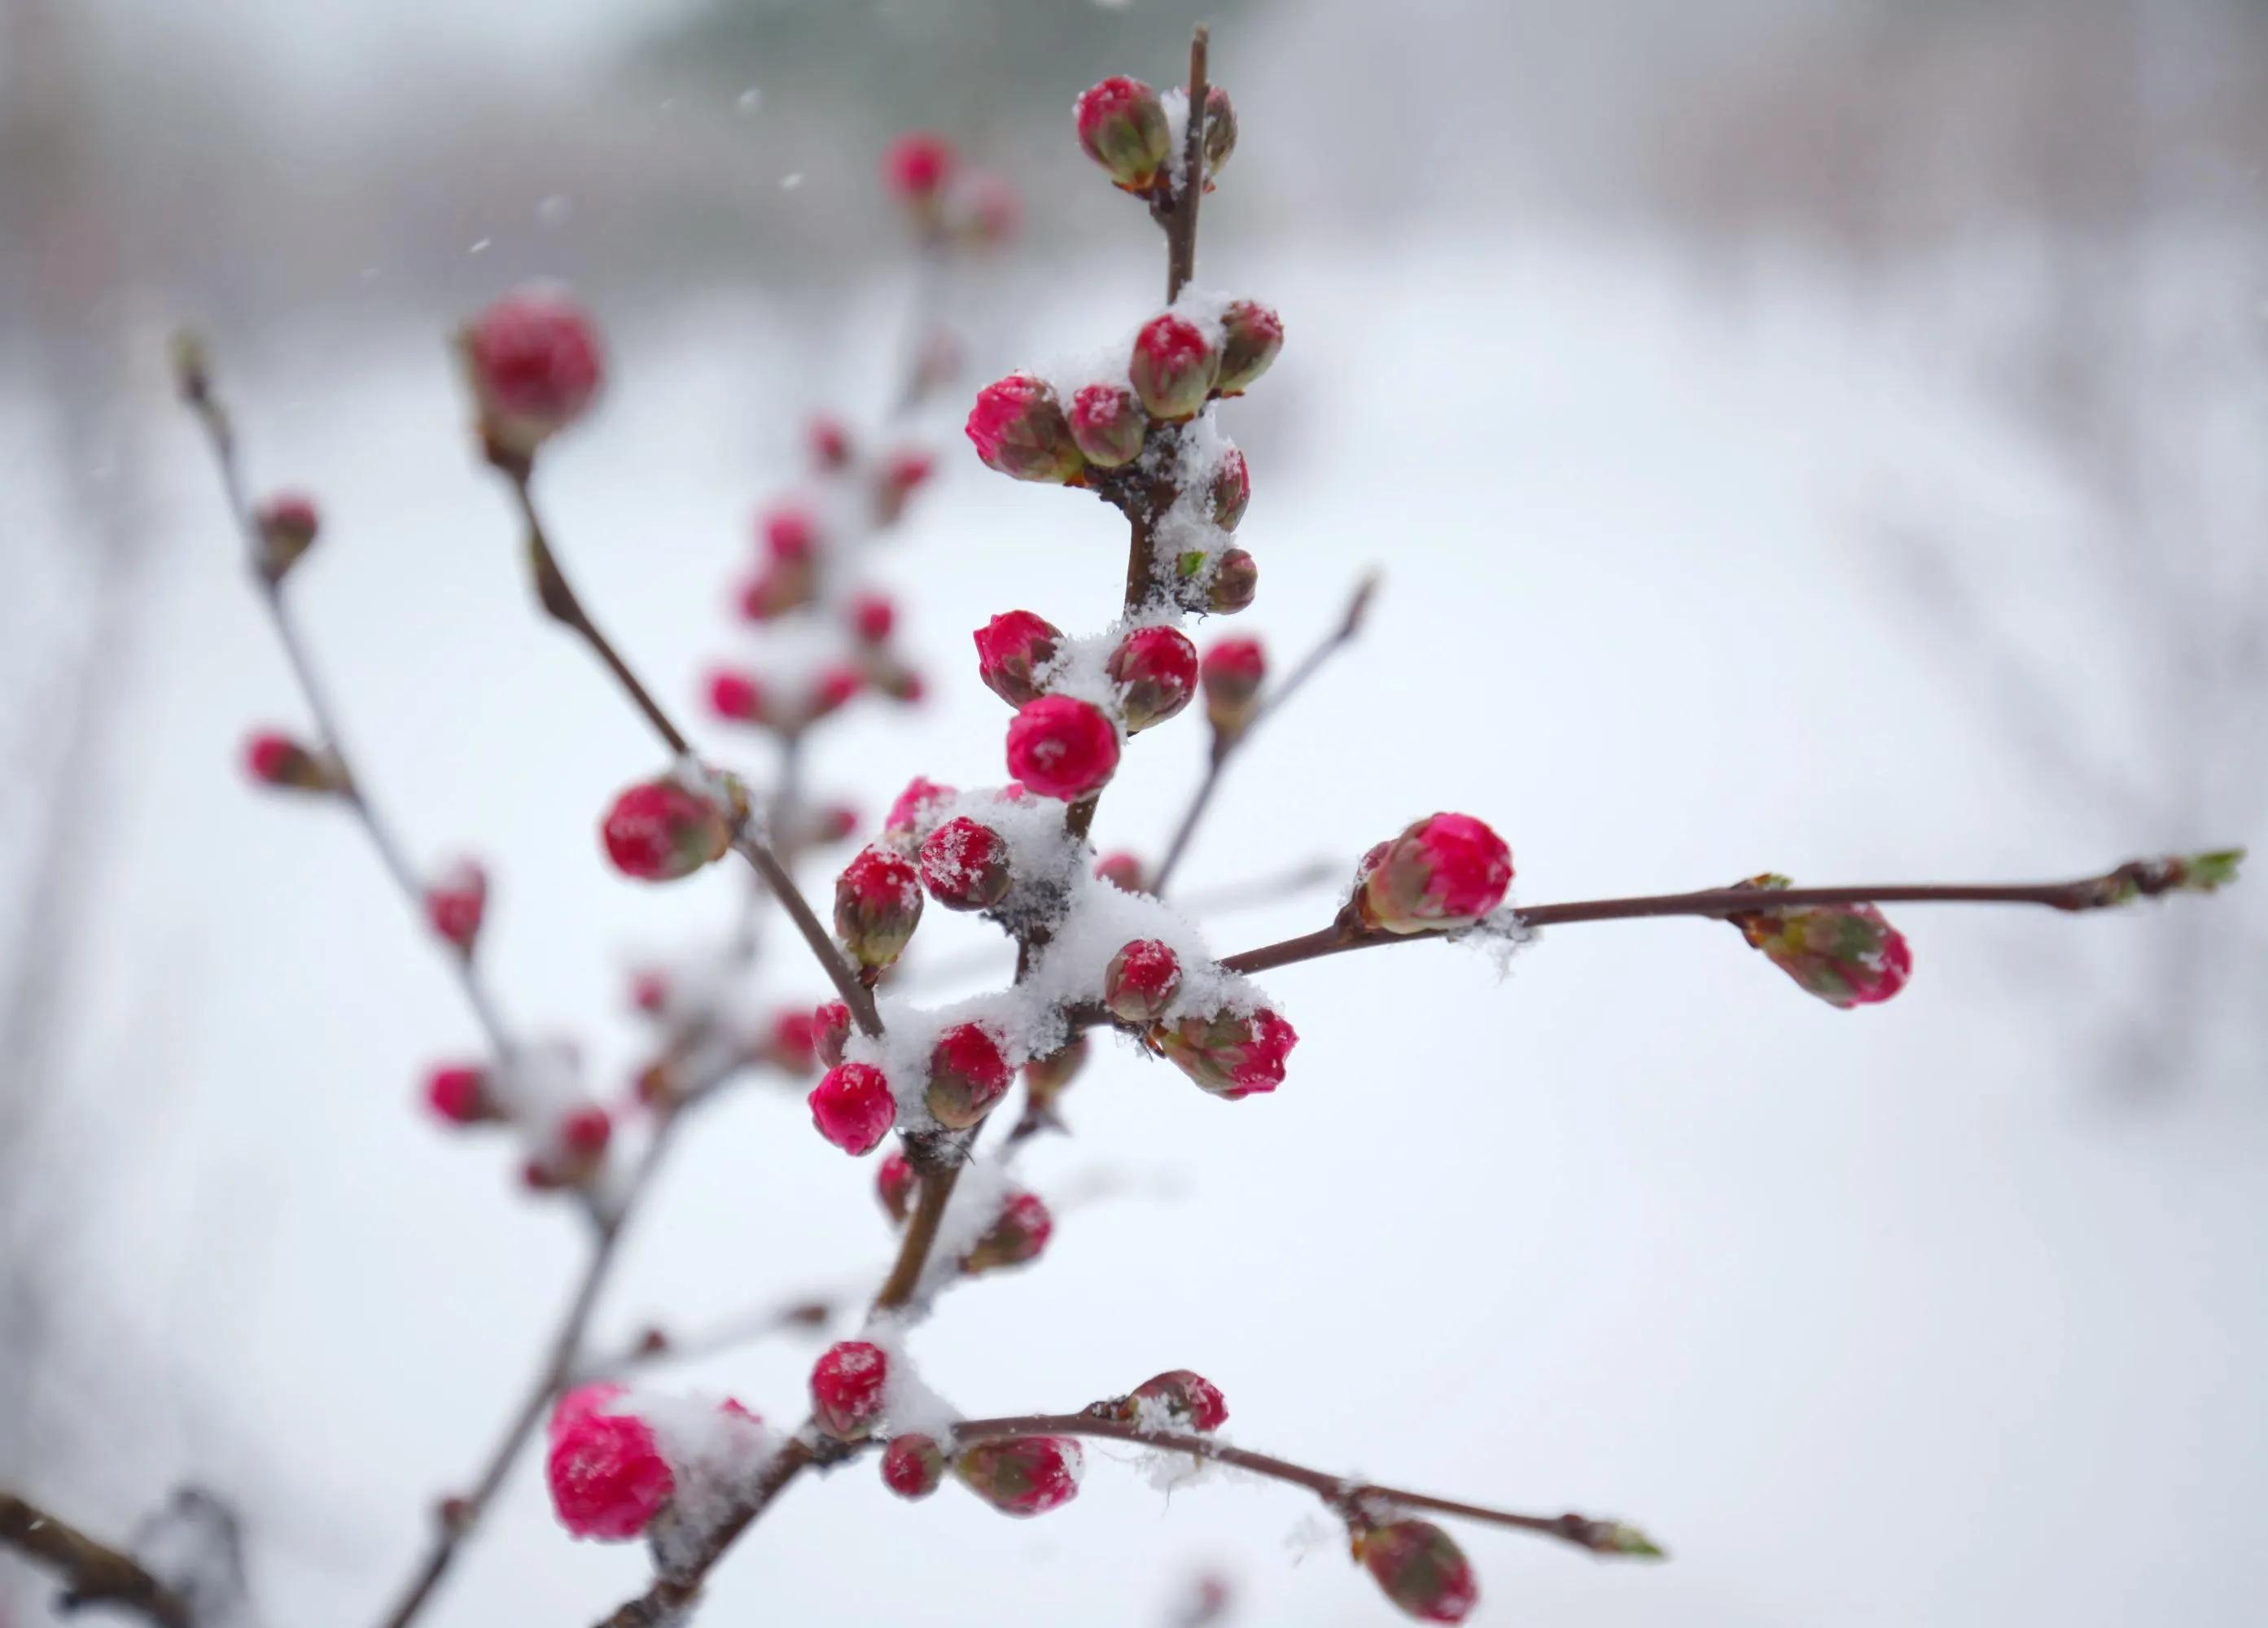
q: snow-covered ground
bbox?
[22,230,2268,1627]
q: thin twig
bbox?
[1165,28,1210,305]
[1219,856,2243,977]
[948,1415,1662,1559]
[1155,573,1377,895]
[578,1294,837,1381]
[493,462,882,1038]
[0,1490,192,1626]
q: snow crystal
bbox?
[781,173,806,191]
[1450,902,1538,978]
[536,194,575,226]
[736,87,763,113]
[859,1314,964,1438]
[467,237,492,255]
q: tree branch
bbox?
[0,1491,192,1626]
[1165,27,1210,305]
[1219,853,2245,976]
[947,1416,1662,1560]
[1156,573,1377,895]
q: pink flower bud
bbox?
[875,1148,917,1225]
[561,1105,612,1157]
[628,969,670,1016]
[1358,1520,1478,1623]
[882,130,956,203]
[817,804,860,844]
[423,1062,496,1126]
[1107,625,1198,733]
[1074,76,1171,192]
[807,663,867,724]
[736,562,815,623]
[1200,85,1237,180]
[760,505,821,564]
[1117,1369,1228,1433]
[920,816,1012,912]
[1006,695,1121,801]
[811,1339,889,1439]
[1356,813,1513,935]
[1206,548,1258,614]
[873,447,935,525]
[834,845,923,969]
[808,1062,895,1156]
[1215,300,1282,396]
[462,286,604,458]
[881,1433,947,1499]
[883,776,956,844]
[707,667,769,726]
[1022,1035,1089,1107]
[243,730,340,793]
[601,779,730,882]
[766,1009,820,1076]
[926,1022,1012,1129]
[1727,876,1914,1008]
[962,1190,1053,1275]
[953,1436,1083,1516]
[1129,314,1219,422]
[549,1381,628,1442]
[1069,381,1150,468]
[974,610,1063,707]
[1104,939,1183,1022]
[1156,1007,1298,1099]
[812,1000,854,1068]
[1200,637,1266,737]
[1093,851,1149,894]
[545,1400,672,1541]
[965,375,1085,484]
[424,861,488,952]
[851,593,897,645]
[954,171,1021,248]
[1206,447,1250,531]
[808,414,852,470]
[254,490,320,580]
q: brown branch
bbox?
[947,1416,1662,1560]
[181,360,519,1057]
[489,461,882,1038]
[1165,27,1210,305]
[1156,573,1377,895]
[0,1490,192,1626]
[1219,853,2245,977]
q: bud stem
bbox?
[1164,26,1210,304]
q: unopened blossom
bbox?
[706,667,768,727]
[1114,1369,1228,1433]
[424,861,488,952]
[765,1009,821,1075]
[1129,313,1219,421]
[462,286,604,458]
[974,610,1063,707]
[423,1062,496,1126]
[601,779,730,882]
[1070,381,1149,467]
[1206,547,1258,614]
[954,1437,1083,1516]
[1726,875,1914,1008]
[812,1000,854,1068]
[1074,76,1171,191]
[851,593,897,645]
[965,375,1084,484]
[1093,851,1149,893]
[810,1340,890,1439]
[1006,695,1120,800]
[926,1022,1014,1129]
[1156,1006,1298,1099]
[834,845,923,969]
[808,1062,895,1156]
[253,491,320,580]
[808,414,852,469]
[545,1394,671,1540]
[1358,1520,1478,1623]
[1107,625,1198,733]
[875,1148,918,1225]
[920,816,1012,912]
[1200,85,1237,178]
[1104,939,1183,1022]
[1207,446,1250,531]
[243,730,341,793]
[1215,300,1282,396]
[760,505,821,564]
[882,130,955,204]
[1199,637,1265,738]
[881,1433,947,1499]
[1355,813,1514,935]
[882,776,956,845]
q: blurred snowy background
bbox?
[5,0,2267,1623]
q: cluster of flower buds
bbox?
[1100,1368,1228,1433]
[458,286,605,463]
[970,615,1207,800]
[423,1054,613,1193]
[1153,1006,1298,1099]
[870,1151,1054,1274]
[879,131,1020,251]
[601,772,740,883]
[543,1384,764,1543]
[1352,814,1515,936]
[1724,876,1913,1007]
[1199,637,1265,742]
[252,491,320,583]
[953,1436,1084,1516]
[241,730,345,794]
[423,860,488,953]
[1072,74,1236,200]
[623,964,821,1109]
[1355,1519,1478,1623]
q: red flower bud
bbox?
[1727,876,1914,1008]
[1200,637,1265,737]
[811,1339,889,1438]
[1006,695,1121,801]
[874,447,935,525]
[1356,813,1513,934]
[546,1399,672,1540]
[965,375,1084,484]
[1215,300,1283,396]
[1093,851,1149,894]
[974,610,1063,707]
[962,1189,1053,1275]
[1156,1007,1297,1099]
[1069,382,1150,468]
[628,969,671,1016]
[462,286,604,458]
[1118,1369,1228,1433]
[1107,626,1198,733]
[423,1062,496,1126]
[808,414,852,470]
[243,730,341,793]
[953,1436,1083,1516]
[1206,547,1258,614]
[561,1105,612,1158]
[817,804,860,844]
[954,170,1021,248]
[1358,1520,1478,1623]
[919,816,1012,912]
[925,1022,1012,1129]
[875,1148,917,1225]
[1104,939,1183,1023]
[1206,447,1250,531]
[253,490,320,580]
[549,1381,628,1442]
[851,593,897,645]
[808,663,866,723]
[808,1062,895,1156]
[881,1433,947,1499]
[707,667,768,726]
[766,1009,820,1075]
[812,1000,854,1068]
[1129,314,1219,422]
[1200,85,1237,179]
[736,561,815,623]
[1074,76,1171,192]
[882,130,956,202]
[424,860,488,952]
[834,845,923,969]
[760,505,821,565]
[883,776,956,843]
[601,779,731,882]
